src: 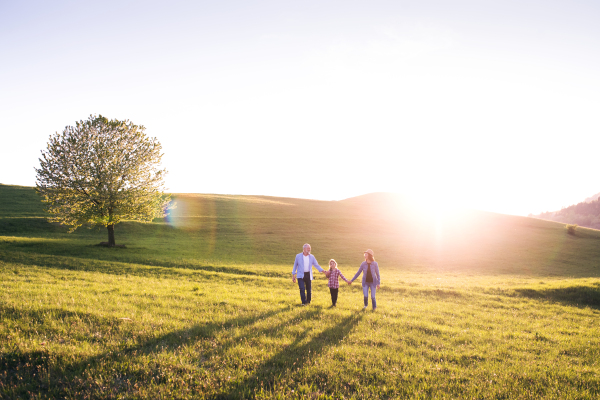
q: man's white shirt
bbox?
[303,255,310,272]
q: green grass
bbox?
[1,184,599,399]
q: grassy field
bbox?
[1,184,599,399]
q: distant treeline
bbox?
[535,196,600,229]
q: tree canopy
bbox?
[35,115,171,246]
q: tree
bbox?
[35,115,171,247]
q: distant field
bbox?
[1,184,599,399]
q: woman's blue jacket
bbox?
[351,261,381,286]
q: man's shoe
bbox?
[362,306,367,311]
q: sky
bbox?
[1,0,599,216]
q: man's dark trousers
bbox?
[298,272,312,304]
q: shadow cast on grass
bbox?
[514,285,600,309]
[0,240,291,280]
[1,304,360,399]
[0,305,296,398]
[0,247,281,282]
[226,311,363,399]
[0,217,67,235]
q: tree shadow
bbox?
[0,246,281,280]
[514,284,600,309]
[0,217,66,235]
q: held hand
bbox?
[348,281,352,285]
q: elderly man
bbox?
[292,243,326,305]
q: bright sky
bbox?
[1,0,599,216]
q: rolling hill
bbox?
[1,184,599,278]
[1,183,599,399]
[535,196,600,230]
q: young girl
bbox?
[325,259,349,307]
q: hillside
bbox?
[2,184,600,399]
[584,191,600,203]
[536,197,600,230]
[2,184,600,277]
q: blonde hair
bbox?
[328,259,338,270]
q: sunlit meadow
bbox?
[1,184,599,399]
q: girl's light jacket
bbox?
[351,261,381,286]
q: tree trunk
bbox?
[107,224,116,247]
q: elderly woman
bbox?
[349,249,381,311]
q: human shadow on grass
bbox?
[0,305,331,398]
[0,305,295,398]
[514,285,600,309]
[225,311,363,399]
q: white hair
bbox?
[303,243,311,249]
